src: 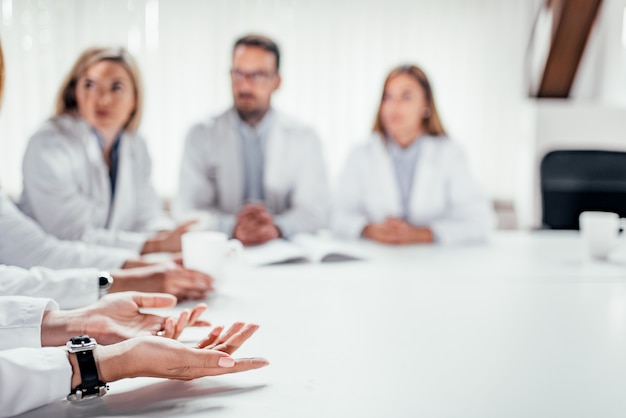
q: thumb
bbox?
[187,349,236,369]
[133,292,177,308]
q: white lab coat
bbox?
[332,133,496,244]
[19,115,173,253]
[0,190,133,270]
[0,265,98,309]
[0,296,72,417]
[175,108,329,237]
[0,296,57,350]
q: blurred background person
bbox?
[332,64,495,245]
[19,47,192,255]
[0,42,213,303]
[176,34,329,246]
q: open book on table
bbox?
[243,234,365,266]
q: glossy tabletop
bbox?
[18,231,626,418]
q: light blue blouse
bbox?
[387,136,423,220]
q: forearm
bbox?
[41,309,86,347]
[94,340,132,384]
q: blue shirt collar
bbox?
[92,128,122,151]
[386,135,424,158]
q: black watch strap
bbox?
[76,349,101,394]
[67,335,108,401]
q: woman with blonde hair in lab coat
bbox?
[19,47,191,254]
[332,64,495,245]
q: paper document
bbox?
[243,234,365,266]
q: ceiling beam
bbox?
[531,0,603,98]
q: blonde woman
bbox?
[333,65,495,245]
[19,47,189,254]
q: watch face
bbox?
[99,275,109,287]
[99,273,112,289]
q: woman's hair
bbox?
[0,39,5,107]
[373,64,446,137]
[55,46,143,132]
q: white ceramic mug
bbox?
[181,231,243,278]
[579,211,626,260]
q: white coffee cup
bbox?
[181,231,243,278]
[579,211,626,260]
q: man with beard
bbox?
[176,35,329,246]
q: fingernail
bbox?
[218,357,235,368]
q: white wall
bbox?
[571,0,626,103]
[0,0,534,200]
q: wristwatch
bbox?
[66,335,108,401]
[98,271,114,298]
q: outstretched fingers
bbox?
[209,323,260,355]
[197,326,224,348]
[188,304,210,327]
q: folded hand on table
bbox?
[234,204,280,246]
[363,216,433,244]
[110,261,215,301]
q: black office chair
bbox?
[540,150,626,230]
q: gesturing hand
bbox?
[83,292,210,344]
[41,292,210,346]
[93,323,268,384]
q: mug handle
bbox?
[226,239,244,259]
[619,218,626,235]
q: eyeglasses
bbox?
[230,69,277,84]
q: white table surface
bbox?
[17,231,626,418]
